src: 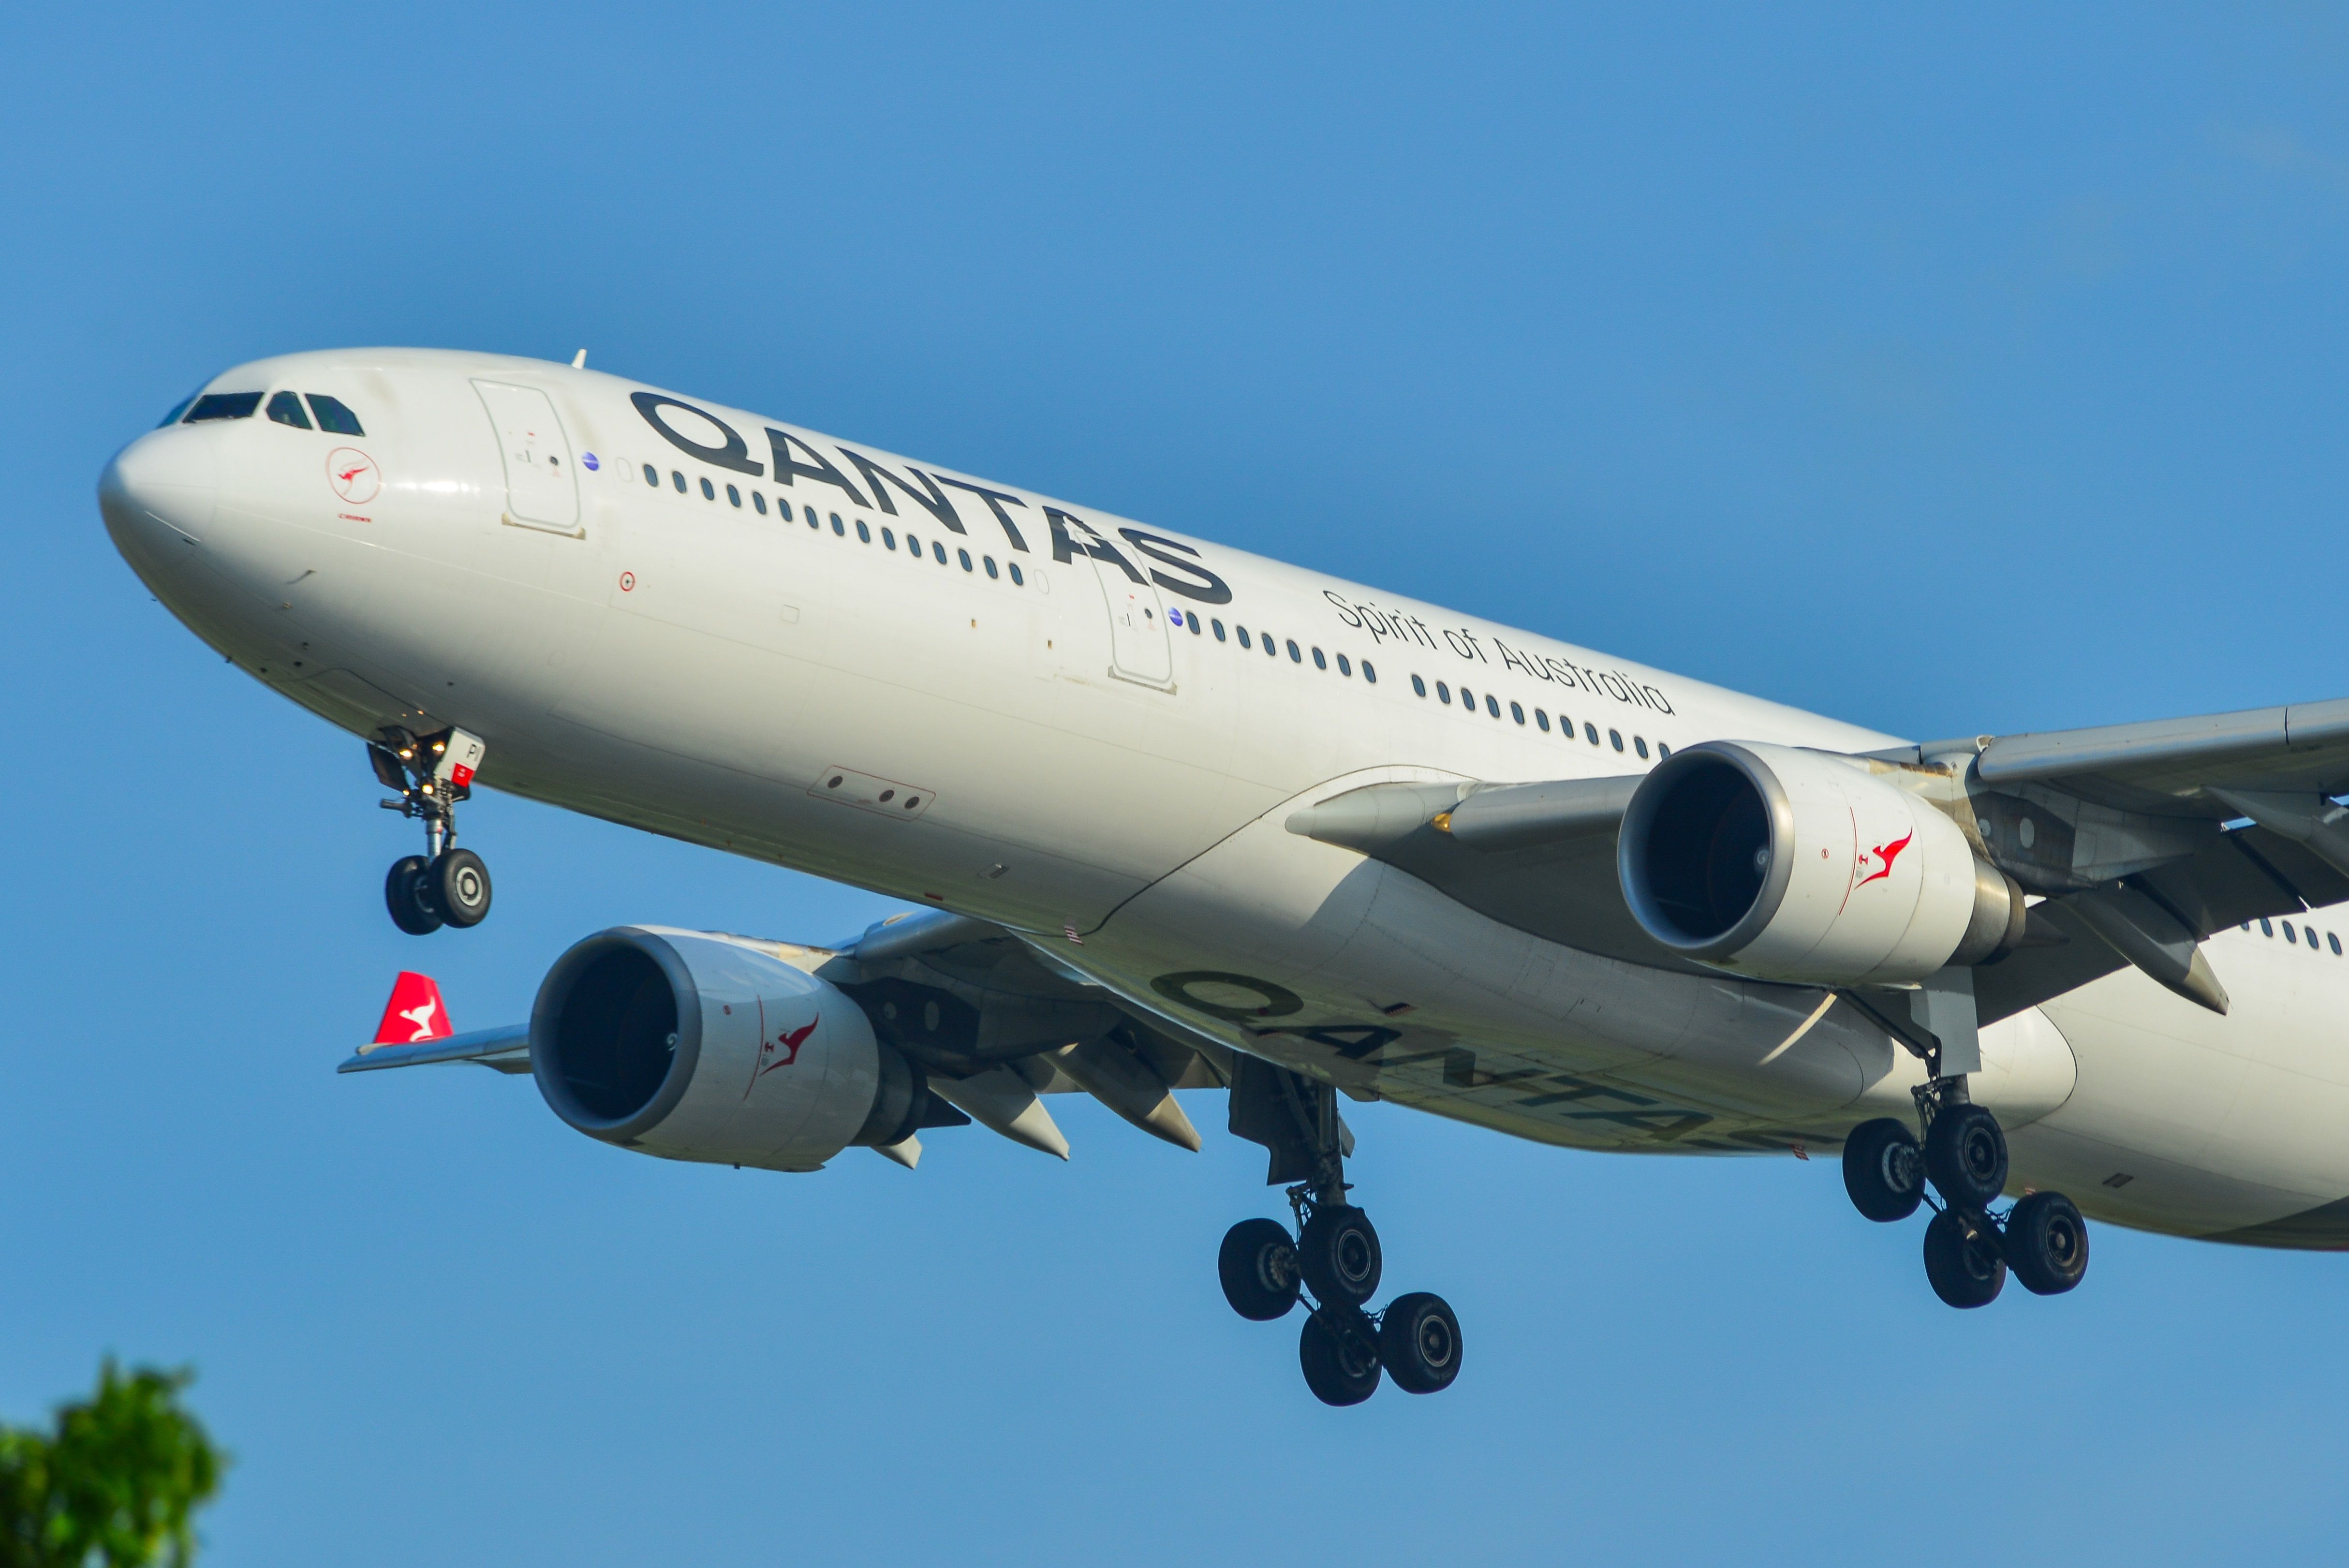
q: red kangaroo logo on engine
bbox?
[1855,829,1915,889]
[742,1005,820,1099]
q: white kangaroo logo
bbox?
[398,997,439,1041]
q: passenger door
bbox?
[473,380,580,534]
[1089,555,1174,689]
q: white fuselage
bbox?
[99,348,2349,1248]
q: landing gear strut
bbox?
[1217,1060,1463,1405]
[371,726,491,935]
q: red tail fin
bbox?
[373,971,453,1046]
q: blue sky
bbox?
[7,4,2349,1562]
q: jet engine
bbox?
[1618,741,2024,986]
[530,925,932,1172]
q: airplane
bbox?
[97,347,2349,1405]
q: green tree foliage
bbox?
[0,1362,224,1568]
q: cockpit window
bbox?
[306,394,364,436]
[184,392,264,422]
[156,394,198,429]
[266,390,312,429]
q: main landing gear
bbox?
[370,726,492,936]
[1842,1078,2089,1309]
[1217,1069,1463,1405]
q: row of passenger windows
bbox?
[1165,607,1382,682]
[1405,672,1663,758]
[167,390,364,435]
[623,451,1652,746]
[2245,917,2344,956]
[639,464,1027,584]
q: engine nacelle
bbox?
[530,926,928,1172]
[1619,742,2023,986]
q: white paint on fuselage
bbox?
[98,348,2349,1246]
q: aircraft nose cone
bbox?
[99,425,219,555]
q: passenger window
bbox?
[1509,701,1524,725]
[781,501,796,522]
[306,394,365,435]
[753,492,768,515]
[1413,674,1427,696]
[883,528,896,549]
[1585,723,1599,745]
[1287,639,1302,663]
[1460,687,1473,709]
[933,541,948,564]
[1010,563,1025,586]
[2285,920,2298,942]
[184,392,264,422]
[1186,605,1200,630]
[2260,918,2274,936]
[858,520,875,542]
[1265,635,1278,658]
[2333,932,2343,956]
[266,390,312,429]
[1212,619,1226,641]
[673,471,687,492]
[697,477,713,500]
[907,532,920,551]
[986,556,1000,579]
[2311,927,2323,949]
[1311,646,1326,669]
[643,464,658,486]
[1610,729,1625,752]
[1436,682,1451,703]
[1481,695,1496,718]
[1635,737,1649,759]
[1337,653,1351,675]
[1363,662,1377,684]
[1536,710,1550,732]
[727,484,742,507]
[832,514,846,536]
[1657,742,1671,758]
[1238,627,1252,650]
[959,547,973,571]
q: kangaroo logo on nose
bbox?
[326,446,381,504]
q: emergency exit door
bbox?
[473,380,579,533]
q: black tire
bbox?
[1842,1118,1925,1222]
[384,855,442,935]
[1218,1218,1301,1321]
[2004,1191,2090,1295]
[1924,1102,2009,1210]
[1299,1308,1381,1406]
[1297,1205,1382,1307]
[1379,1292,1463,1394]
[1922,1207,2008,1308]
[430,848,492,928]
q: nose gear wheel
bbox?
[370,726,492,935]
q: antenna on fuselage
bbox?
[570,348,587,369]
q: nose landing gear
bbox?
[1217,1061,1463,1405]
[371,726,492,935]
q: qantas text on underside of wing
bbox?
[97,346,2349,1404]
